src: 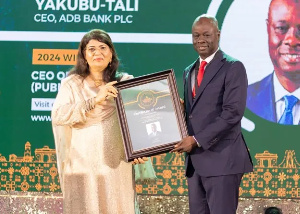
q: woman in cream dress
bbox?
[52,29,154,214]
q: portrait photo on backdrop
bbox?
[246,0,300,125]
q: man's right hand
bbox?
[170,136,197,153]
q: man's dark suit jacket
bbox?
[247,73,277,122]
[183,50,253,177]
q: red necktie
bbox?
[192,60,207,97]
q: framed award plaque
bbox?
[115,69,187,162]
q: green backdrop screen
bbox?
[0,0,299,198]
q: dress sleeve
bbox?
[52,124,71,192]
[51,77,91,191]
[51,79,92,126]
[134,158,157,184]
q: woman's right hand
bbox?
[95,81,118,104]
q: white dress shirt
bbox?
[273,72,300,125]
[190,48,219,90]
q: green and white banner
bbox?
[0,0,299,198]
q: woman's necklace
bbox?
[89,75,103,87]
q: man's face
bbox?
[192,18,220,59]
[267,0,300,76]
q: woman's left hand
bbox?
[132,157,149,165]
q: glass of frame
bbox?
[115,69,187,162]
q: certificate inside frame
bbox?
[115,69,187,162]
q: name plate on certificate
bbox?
[115,69,187,162]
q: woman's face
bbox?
[84,39,112,72]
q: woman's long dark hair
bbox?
[68,29,119,82]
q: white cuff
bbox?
[193,136,201,147]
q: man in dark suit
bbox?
[247,0,300,125]
[171,14,253,214]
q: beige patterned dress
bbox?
[52,74,135,214]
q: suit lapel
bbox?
[255,74,277,122]
[185,60,197,109]
[191,51,224,110]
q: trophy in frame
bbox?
[115,69,187,162]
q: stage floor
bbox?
[0,191,299,213]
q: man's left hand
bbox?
[170,136,198,153]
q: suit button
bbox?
[189,115,192,119]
